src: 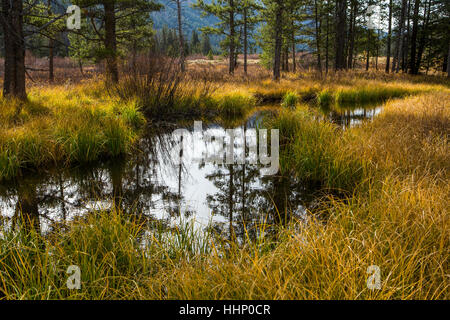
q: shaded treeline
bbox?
[1,0,449,100]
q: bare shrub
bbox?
[113,54,216,119]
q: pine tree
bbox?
[191,30,201,54]
[71,0,161,83]
[201,33,212,55]
[194,0,242,74]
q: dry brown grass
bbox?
[351,92,450,179]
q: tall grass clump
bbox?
[103,119,135,157]
[267,107,366,190]
[217,93,256,119]
[334,85,414,105]
[59,125,104,164]
[281,91,299,109]
[0,83,143,180]
[0,147,21,180]
[118,100,146,129]
[317,89,334,108]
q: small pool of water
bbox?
[0,103,382,240]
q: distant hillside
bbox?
[152,0,222,50]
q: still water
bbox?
[0,104,381,240]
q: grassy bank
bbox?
[0,81,256,181]
[228,72,448,106]
[1,71,447,181]
[0,82,143,181]
[1,90,448,299]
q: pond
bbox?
[0,103,382,241]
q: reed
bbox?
[216,93,256,119]
[0,83,143,180]
[281,92,300,109]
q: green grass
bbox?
[0,74,448,300]
[0,212,218,299]
[334,86,416,105]
[317,89,334,108]
[316,84,426,109]
[266,107,367,191]
[0,83,142,180]
[117,100,146,129]
[1,169,448,300]
[281,92,300,109]
[216,93,256,119]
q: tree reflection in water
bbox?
[0,107,376,243]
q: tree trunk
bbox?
[49,40,54,82]
[235,25,241,70]
[78,59,84,76]
[326,0,330,73]
[292,27,296,73]
[415,0,431,75]
[351,1,358,69]
[403,0,411,72]
[229,0,236,75]
[335,0,347,70]
[314,0,322,74]
[103,1,119,83]
[176,0,185,72]
[395,0,407,73]
[376,29,380,70]
[447,42,450,78]
[1,0,26,100]
[347,0,355,70]
[273,0,283,81]
[243,7,248,75]
[366,29,371,71]
[386,0,393,73]
[409,0,420,74]
[48,0,54,82]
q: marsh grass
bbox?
[317,89,334,107]
[0,212,221,299]
[273,91,449,190]
[1,170,447,300]
[0,72,448,300]
[216,93,256,119]
[113,55,221,120]
[227,73,444,109]
[267,107,367,191]
[334,85,419,105]
[158,91,448,299]
[281,92,300,109]
[0,83,141,180]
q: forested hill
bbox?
[152,0,221,48]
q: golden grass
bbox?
[144,92,449,300]
[0,71,448,300]
[0,82,142,180]
[351,93,449,178]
